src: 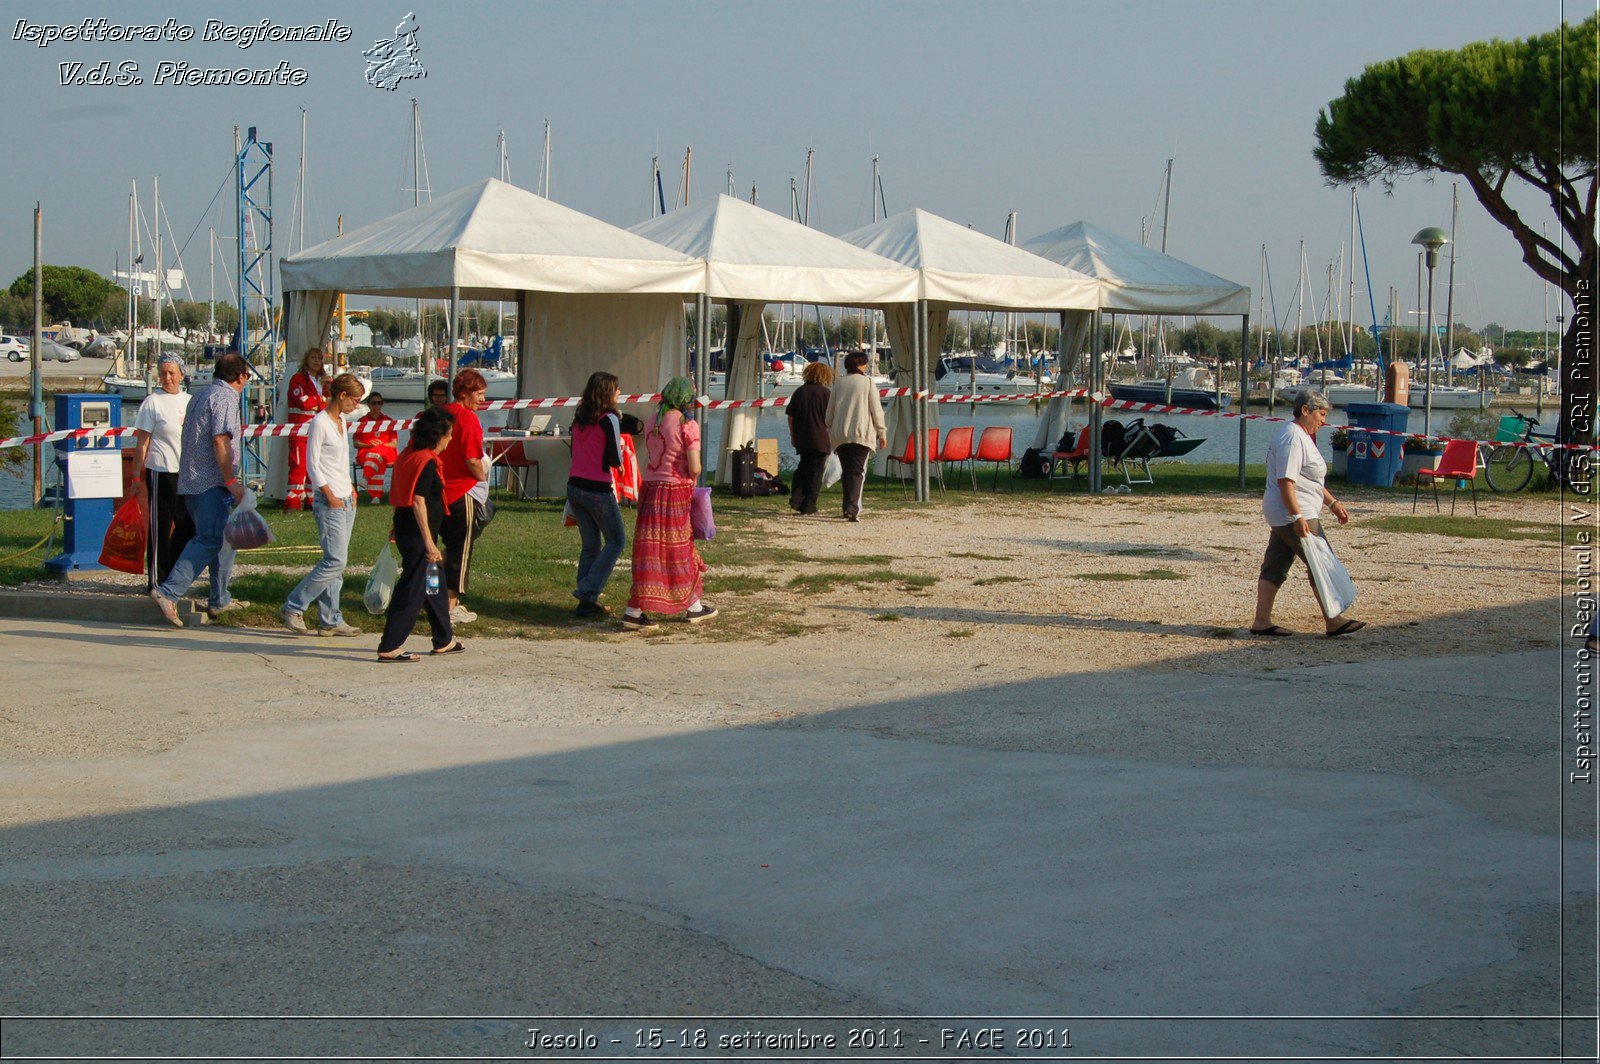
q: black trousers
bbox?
[790,451,827,514]
[835,443,870,518]
[440,493,476,594]
[378,520,454,653]
[144,468,194,592]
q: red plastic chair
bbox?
[974,426,1014,491]
[884,428,942,496]
[1412,438,1479,515]
[939,425,976,490]
[1049,426,1091,491]
[488,438,541,500]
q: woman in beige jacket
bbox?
[823,352,887,521]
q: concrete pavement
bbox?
[0,618,1592,1060]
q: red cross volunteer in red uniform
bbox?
[286,347,328,510]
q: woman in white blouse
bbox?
[281,373,364,636]
[130,353,193,591]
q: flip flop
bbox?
[431,641,467,656]
[1326,619,1367,638]
[376,652,420,663]
[1249,625,1293,637]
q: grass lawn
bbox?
[0,461,1565,639]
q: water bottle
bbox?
[426,561,441,595]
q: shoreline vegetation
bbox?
[0,465,1568,660]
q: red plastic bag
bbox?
[99,492,148,574]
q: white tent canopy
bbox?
[1022,220,1249,316]
[280,178,704,299]
[837,208,1101,468]
[630,195,918,482]
[629,194,918,305]
[271,179,704,499]
[838,208,1099,311]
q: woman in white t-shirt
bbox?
[131,354,194,590]
[1251,388,1364,638]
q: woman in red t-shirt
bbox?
[623,377,715,629]
[437,368,488,624]
[377,407,461,661]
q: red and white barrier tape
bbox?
[3,388,1594,454]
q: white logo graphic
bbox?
[363,12,425,91]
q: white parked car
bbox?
[1,334,29,361]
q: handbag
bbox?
[690,485,715,541]
[364,542,399,614]
[98,492,148,574]
[1302,533,1357,618]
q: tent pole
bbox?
[1238,312,1250,489]
[1089,309,1103,493]
[448,285,460,385]
[917,299,929,502]
[696,292,710,484]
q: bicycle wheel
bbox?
[1484,445,1533,492]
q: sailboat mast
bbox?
[540,120,552,198]
[802,149,813,226]
[152,174,162,384]
[1159,157,1173,253]
[1443,183,1459,381]
[127,184,136,375]
[1345,188,1357,355]
[412,98,424,374]
[296,107,307,254]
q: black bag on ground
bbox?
[752,467,787,496]
[729,446,756,497]
[1099,419,1127,459]
[1017,447,1050,479]
[1148,422,1184,455]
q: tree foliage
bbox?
[1313,15,1597,440]
[7,266,121,324]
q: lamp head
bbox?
[1411,226,1449,269]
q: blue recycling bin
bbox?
[1344,401,1408,488]
[45,393,123,573]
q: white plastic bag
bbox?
[1302,533,1357,619]
[821,452,843,490]
[223,489,275,550]
[364,542,399,614]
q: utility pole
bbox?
[31,203,43,506]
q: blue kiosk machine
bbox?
[45,393,124,573]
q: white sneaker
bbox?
[450,606,478,624]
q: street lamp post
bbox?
[1411,227,1450,438]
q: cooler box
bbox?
[1344,401,1408,488]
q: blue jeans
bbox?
[156,486,236,610]
[567,483,625,604]
[284,492,357,627]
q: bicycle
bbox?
[1482,410,1570,492]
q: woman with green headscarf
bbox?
[623,376,716,629]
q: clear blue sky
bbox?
[0,0,1580,334]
